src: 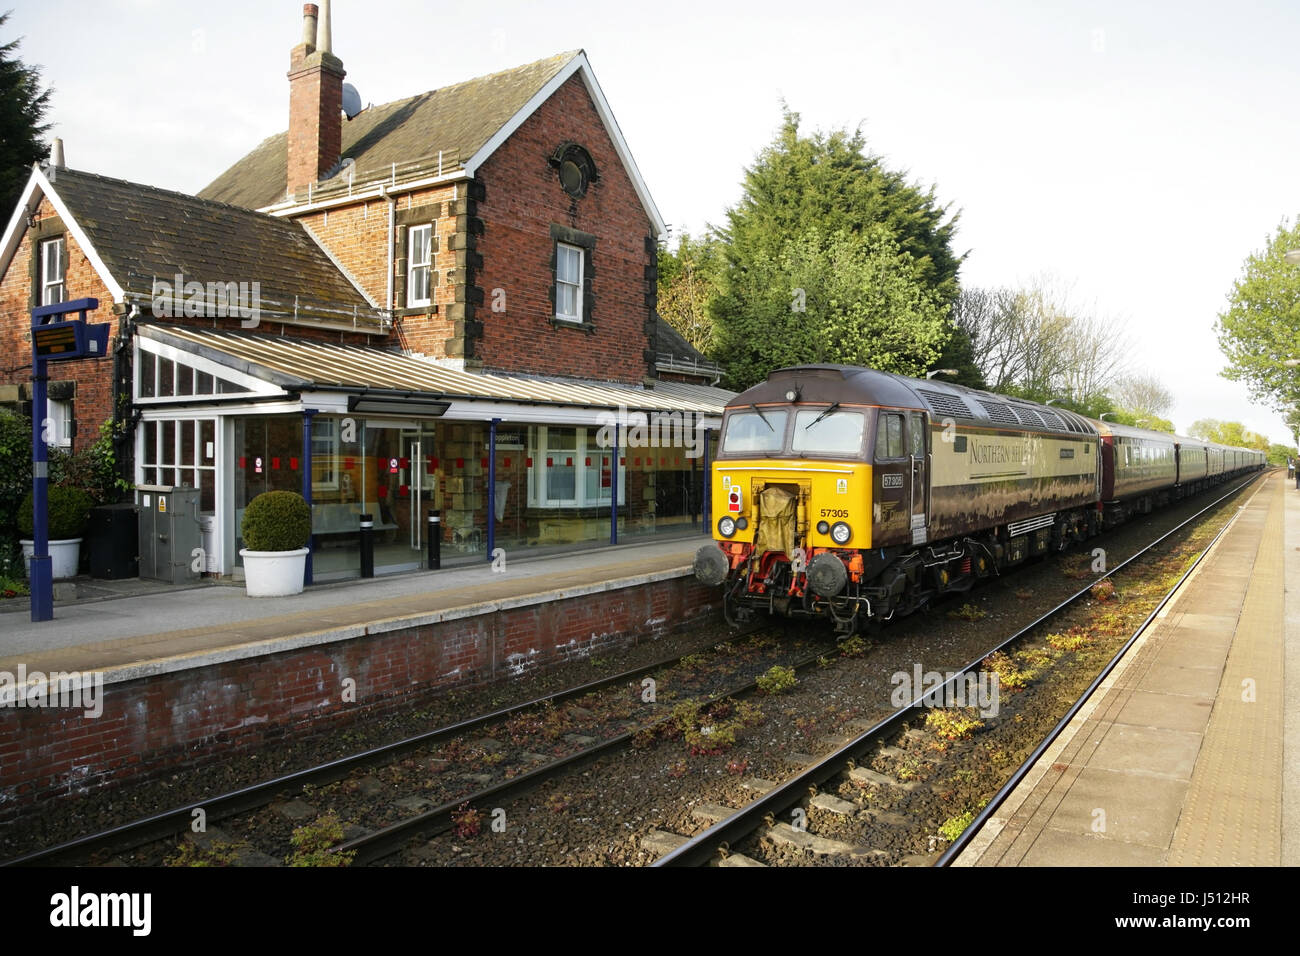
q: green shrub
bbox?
[49,422,128,505]
[0,409,32,538]
[17,486,93,539]
[241,491,311,551]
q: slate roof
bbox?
[48,167,386,332]
[651,312,722,380]
[199,51,580,210]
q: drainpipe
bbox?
[381,183,396,314]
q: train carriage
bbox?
[1094,421,1178,524]
[695,363,1271,635]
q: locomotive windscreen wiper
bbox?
[806,402,841,428]
[750,404,774,431]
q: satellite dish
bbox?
[342,83,364,120]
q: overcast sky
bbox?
[9,0,1300,443]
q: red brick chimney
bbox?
[287,1,345,198]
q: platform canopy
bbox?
[137,324,733,425]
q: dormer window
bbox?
[407,224,433,307]
[40,237,66,305]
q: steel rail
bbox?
[3,626,765,867]
[654,471,1263,867]
[337,646,831,865]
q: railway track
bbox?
[652,472,1263,867]
[3,624,794,867]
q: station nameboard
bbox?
[32,320,110,360]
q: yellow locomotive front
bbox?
[693,367,896,634]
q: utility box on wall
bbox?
[137,485,201,584]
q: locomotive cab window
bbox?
[875,412,905,459]
[791,408,865,457]
[720,409,788,455]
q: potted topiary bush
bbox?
[18,485,93,579]
[239,490,312,597]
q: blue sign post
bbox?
[29,297,108,622]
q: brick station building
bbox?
[0,7,729,580]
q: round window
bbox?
[550,143,597,199]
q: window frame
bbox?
[45,397,72,449]
[528,426,625,509]
[555,242,584,323]
[874,412,907,461]
[40,237,66,306]
[406,223,433,308]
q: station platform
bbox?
[956,471,1296,867]
[0,533,709,686]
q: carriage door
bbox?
[908,411,929,545]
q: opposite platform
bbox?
[956,471,1292,866]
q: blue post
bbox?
[301,408,317,586]
[701,426,711,532]
[28,297,102,622]
[486,418,498,563]
[30,353,51,622]
[610,423,619,545]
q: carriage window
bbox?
[792,409,864,456]
[875,413,905,459]
[721,410,788,454]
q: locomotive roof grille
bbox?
[1013,405,1044,427]
[1039,409,1068,430]
[976,399,1020,427]
[916,388,973,419]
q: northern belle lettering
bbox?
[969,438,1028,464]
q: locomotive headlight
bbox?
[718,516,737,538]
[816,520,830,535]
[830,521,852,545]
[736,517,748,530]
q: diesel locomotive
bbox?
[693,365,1267,634]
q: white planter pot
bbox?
[20,538,83,580]
[239,548,309,597]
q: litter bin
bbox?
[88,501,139,579]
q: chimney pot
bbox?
[301,4,318,51]
[317,0,333,55]
[50,138,65,169]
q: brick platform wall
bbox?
[0,575,720,820]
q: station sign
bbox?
[32,319,110,360]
